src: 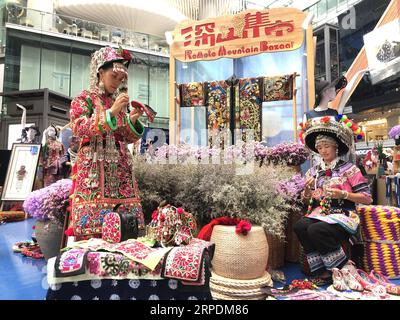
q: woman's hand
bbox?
[110,93,129,117]
[304,177,315,196]
[325,187,347,199]
[129,105,144,124]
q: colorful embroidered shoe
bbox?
[20,243,44,259]
[369,270,400,296]
[12,240,36,253]
[341,268,364,292]
[355,269,387,296]
[332,268,349,292]
[341,260,358,274]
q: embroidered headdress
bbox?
[89,46,133,92]
[299,115,364,156]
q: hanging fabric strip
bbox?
[206,80,231,148]
[235,77,262,142]
[180,82,205,107]
[263,74,294,102]
[395,176,400,207]
[386,176,392,206]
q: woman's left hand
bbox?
[325,187,346,199]
[129,106,144,124]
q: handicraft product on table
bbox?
[235,78,262,142]
[49,238,213,286]
[262,74,294,102]
[180,82,205,107]
[146,204,197,247]
[102,204,139,244]
[206,80,231,148]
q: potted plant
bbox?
[23,179,72,260]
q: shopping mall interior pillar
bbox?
[387,114,400,130]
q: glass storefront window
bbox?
[19,44,40,90]
[40,48,70,96]
[70,53,90,97]
[5,28,169,125]
[129,53,149,105]
[149,64,169,119]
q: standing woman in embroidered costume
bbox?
[294,117,372,285]
[69,46,145,240]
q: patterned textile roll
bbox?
[0,211,26,222]
[206,80,231,148]
[180,82,205,107]
[235,78,262,142]
[357,205,400,278]
[262,74,294,102]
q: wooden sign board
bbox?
[171,8,307,62]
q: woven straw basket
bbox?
[265,232,285,269]
[284,209,302,263]
[358,205,400,278]
[210,225,269,280]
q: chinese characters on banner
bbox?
[171,8,307,62]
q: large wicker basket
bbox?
[358,205,400,278]
[210,225,269,280]
[284,209,302,263]
[265,232,285,269]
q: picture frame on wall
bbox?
[1,143,41,201]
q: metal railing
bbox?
[4,3,170,55]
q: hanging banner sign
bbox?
[170,8,307,62]
[363,18,400,84]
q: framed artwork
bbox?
[1,143,41,201]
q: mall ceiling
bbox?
[56,0,187,37]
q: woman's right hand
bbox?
[109,93,129,117]
[304,177,315,196]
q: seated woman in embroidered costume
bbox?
[294,117,372,285]
[69,46,145,240]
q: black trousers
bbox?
[293,217,351,272]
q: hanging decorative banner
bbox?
[180,82,206,107]
[235,78,262,142]
[207,80,231,148]
[263,74,294,101]
[171,8,307,62]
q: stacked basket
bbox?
[358,205,400,278]
[209,225,273,300]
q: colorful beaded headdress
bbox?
[299,115,365,156]
[89,46,133,92]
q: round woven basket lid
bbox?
[210,271,273,289]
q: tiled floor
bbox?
[1,218,399,300]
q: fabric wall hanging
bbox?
[206,80,231,148]
[235,78,262,142]
[179,82,205,107]
[262,74,294,102]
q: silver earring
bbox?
[98,80,105,94]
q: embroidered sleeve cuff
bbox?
[105,110,117,131]
[127,116,144,137]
